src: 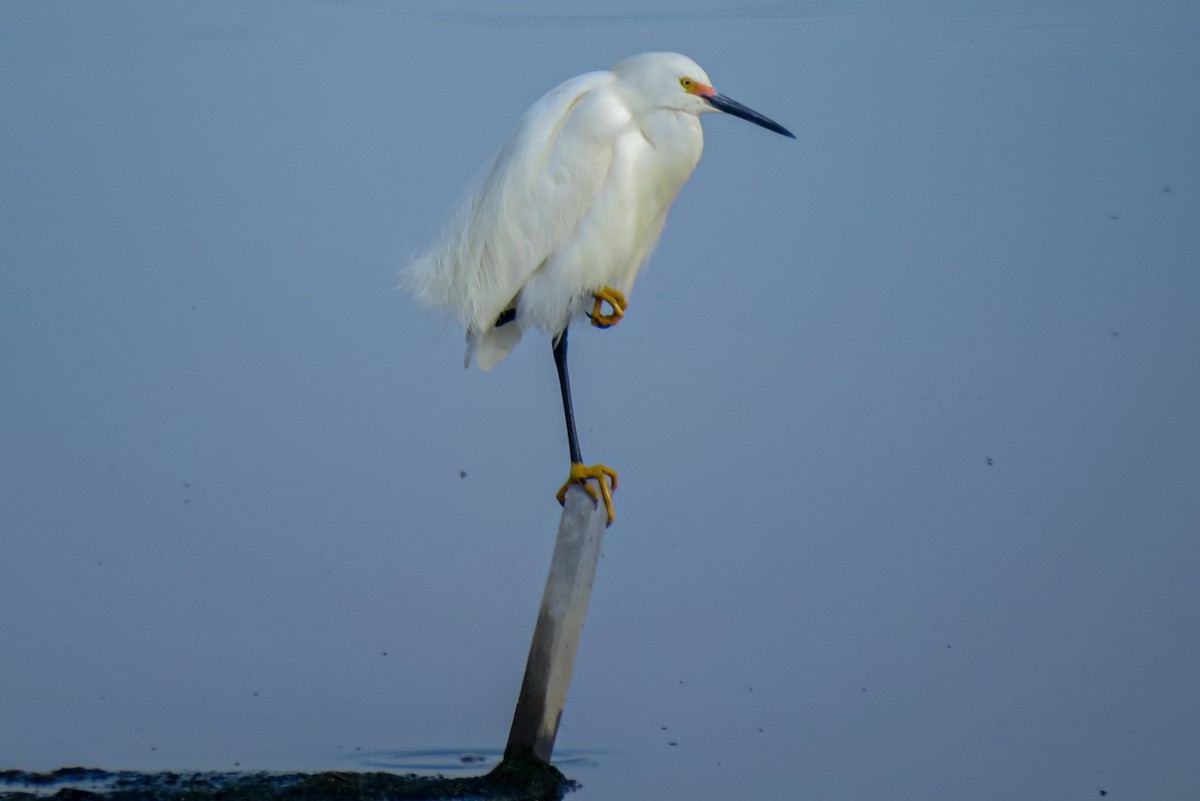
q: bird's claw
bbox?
[555,462,618,525]
[589,287,626,329]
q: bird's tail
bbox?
[465,323,524,370]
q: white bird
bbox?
[407,52,793,524]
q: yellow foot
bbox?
[555,462,618,525]
[589,287,626,329]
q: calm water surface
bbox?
[2,2,1198,800]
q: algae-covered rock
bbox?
[0,753,574,801]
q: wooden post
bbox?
[504,484,609,763]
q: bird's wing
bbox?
[407,70,627,334]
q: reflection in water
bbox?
[351,748,603,773]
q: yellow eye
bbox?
[679,77,694,90]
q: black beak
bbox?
[704,92,795,139]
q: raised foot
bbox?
[555,462,618,525]
[589,287,626,329]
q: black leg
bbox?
[550,325,617,523]
[552,327,583,465]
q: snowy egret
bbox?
[408,52,794,524]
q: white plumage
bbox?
[405,52,793,523]
[407,52,777,368]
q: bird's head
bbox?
[612,52,795,138]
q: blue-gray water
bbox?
[2,2,1198,799]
